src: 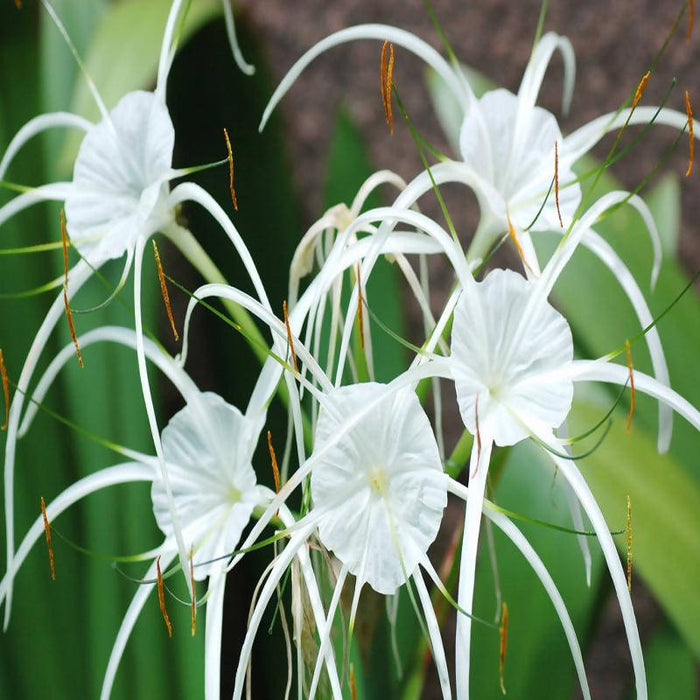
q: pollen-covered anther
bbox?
[189,549,197,636]
[625,339,635,432]
[626,495,633,592]
[685,90,694,177]
[688,0,695,42]
[40,497,56,581]
[632,71,651,111]
[0,349,9,431]
[380,40,395,135]
[267,430,281,493]
[554,140,564,228]
[356,265,365,350]
[156,555,173,638]
[223,127,238,211]
[61,210,84,368]
[506,216,533,275]
[499,601,509,695]
[282,300,298,373]
[350,664,357,700]
[152,240,179,341]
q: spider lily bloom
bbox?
[0,325,341,699]
[1,0,275,620]
[449,205,700,700]
[260,23,680,445]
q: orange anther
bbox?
[688,0,695,42]
[499,601,509,695]
[156,556,173,638]
[380,41,395,135]
[632,71,651,111]
[61,210,83,368]
[40,497,56,581]
[625,340,635,433]
[190,549,197,636]
[267,430,281,493]
[0,349,9,431]
[152,240,179,341]
[626,495,633,592]
[554,140,564,228]
[356,265,365,350]
[14,0,22,9]
[283,300,298,373]
[350,664,357,700]
[223,128,238,211]
[685,90,694,177]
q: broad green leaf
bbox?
[639,621,698,699]
[570,399,700,658]
[644,172,682,257]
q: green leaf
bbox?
[570,398,700,658]
[645,172,682,258]
[639,621,698,699]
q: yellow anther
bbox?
[267,430,281,493]
[156,556,173,638]
[283,300,298,373]
[152,240,179,341]
[40,497,56,581]
[499,601,509,695]
[223,127,238,211]
[356,265,365,350]
[380,41,395,135]
[61,210,84,368]
[632,71,651,111]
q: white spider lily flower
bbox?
[2,0,277,620]
[0,325,340,699]
[259,23,673,457]
[449,257,700,700]
[311,382,447,595]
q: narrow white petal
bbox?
[0,113,91,179]
[100,550,176,700]
[260,25,470,132]
[204,569,227,700]
[414,568,452,700]
[222,0,255,75]
[0,183,74,228]
[455,435,493,700]
[3,260,93,630]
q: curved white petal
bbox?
[518,32,576,117]
[564,106,700,165]
[568,360,700,432]
[260,25,472,132]
[100,549,176,700]
[222,0,255,75]
[0,462,155,610]
[563,227,672,451]
[447,478,592,700]
[3,259,93,630]
[19,326,200,438]
[204,568,227,700]
[455,434,493,700]
[0,183,74,228]
[0,112,91,179]
[544,441,647,700]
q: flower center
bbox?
[367,467,388,495]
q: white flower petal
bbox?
[451,268,574,446]
[311,383,447,594]
[66,91,175,263]
[152,392,260,580]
